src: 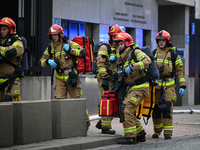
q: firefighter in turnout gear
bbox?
[152,30,186,139]
[95,24,123,134]
[114,32,151,144]
[0,17,24,102]
[40,24,90,129]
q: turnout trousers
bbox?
[152,85,176,135]
[121,86,149,138]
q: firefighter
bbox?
[95,24,123,134]
[0,17,24,102]
[40,24,90,129]
[114,32,151,144]
[152,30,186,139]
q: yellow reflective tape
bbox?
[124,62,129,66]
[55,73,69,80]
[98,68,106,73]
[15,90,20,95]
[138,62,144,70]
[130,83,149,90]
[158,80,175,86]
[110,54,115,56]
[131,97,137,102]
[137,53,145,61]
[107,100,109,115]
[76,50,80,56]
[130,60,135,64]
[174,96,177,100]
[86,109,88,114]
[0,77,20,83]
[1,47,6,57]
[71,43,79,50]
[137,124,144,133]
[12,42,23,48]
[175,59,183,66]
[163,126,173,131]
[51,49,54,54]
[124,60,135,67]
[44,50,50,56]
[133,45,139,49]
[0,78,9,82]
[116,53,120,58]
[169,47,175,50]
[100,100,102,115]
[61,51,66,55]
[80,91,83,96]
[98,51,108,56]
[153,123,163,129]
[101,120,111,125]
[155,59,172,64]
[179,78,185,83]
[41,59,46,67]
[111,47,115,50]
[124,126,137,133]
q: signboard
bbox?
[54,18,60,25]
[191,22,195,35]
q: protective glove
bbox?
[48,59,57,68]
[63,43,69,51]
[179,88,185,96]
[109,55,117,62]
[125,66,132,75]
[101,77,109,91]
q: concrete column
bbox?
[51,98,87,139]
[195,0,200,19]
[0,103,13,148]
[13,100,52,145]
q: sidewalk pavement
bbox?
[2,105,200,150]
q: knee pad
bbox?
[4,95,13,102]
[153,104,161,119]
[163,101,172,118]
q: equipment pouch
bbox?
[66,70,77,87]
[158,94,167,112]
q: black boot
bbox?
[164,134,172,139]
[116,137,137,144]
[87,121,90,131]
[102,128,116,134]
[137,131,146,142]
[152,132,160,138]
[95,120,101,129]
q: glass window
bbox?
[79,23,85,36]
[61,19,86,40]
[61,20,69,37]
